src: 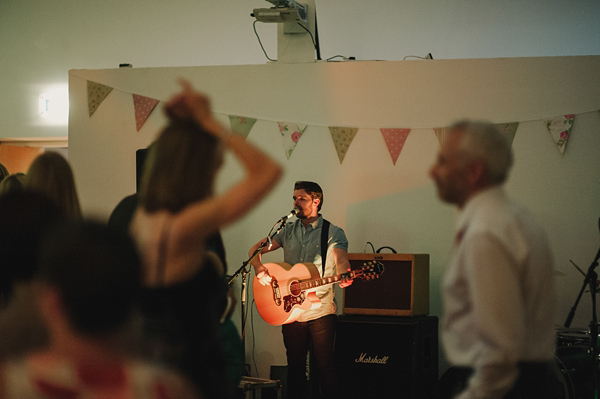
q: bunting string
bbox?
[84,78,596,162]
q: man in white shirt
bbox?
[429,120,562,399]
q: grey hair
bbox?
[451,120,514,184]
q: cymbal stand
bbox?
[564,245,600,399]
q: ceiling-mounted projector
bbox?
[252,0,308,23]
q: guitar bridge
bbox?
[271,278,282,306]
[283,293,305,313]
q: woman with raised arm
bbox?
[130,81,282,399]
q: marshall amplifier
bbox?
[334,315,438,399]
[343,253,429,316]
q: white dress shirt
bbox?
[442,186,557,399]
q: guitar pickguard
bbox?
[283,293,306,313]
[271,278,282,306]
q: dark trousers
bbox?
[446,362,565,399]
[282,314,337,399]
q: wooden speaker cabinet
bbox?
[343,253,429,316]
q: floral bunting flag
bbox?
[87,81,113,117]
[433,127,449,147]
[380,128,411,165]
[132,94,160,131]
[278,122,307,159]
[544,114,575,154]
[229,115,257,139]
[495,122,519,145]
[329,127,359,164]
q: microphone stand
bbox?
[564,246,600,398]
[227,216,289,368]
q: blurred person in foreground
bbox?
[0,191,63,359]
[430,120,560,399]
[0,173,26,196]
[25,152,81,221]
[130,80,282,398]
[0,163,8,182]
[0,220,199,398]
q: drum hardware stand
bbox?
[227,216,288,372]
[564,245,600,399]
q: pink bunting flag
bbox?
[229,115,257,139]
[544,114,575,154]
[87,81,113,117]
[132,94,160,131]
[278,122,307,159]
[380,128,411,165]
[329,127,358,164]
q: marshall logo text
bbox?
[354,353,389,364]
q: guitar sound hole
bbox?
[290,281,301,296]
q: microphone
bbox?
[278,208,299,222]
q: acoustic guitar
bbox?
[253,261,384,325]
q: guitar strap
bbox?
[320,219,330,276]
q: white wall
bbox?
[2,0,600,140]
[68,57,600,379]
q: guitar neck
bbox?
[299,270,357,291]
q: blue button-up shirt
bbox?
[273,215,348,321]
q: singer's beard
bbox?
[295,209,307,219]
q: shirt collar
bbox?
[455,185,504,233]
[304,214,322,230]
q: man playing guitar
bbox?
[249,181,352,399]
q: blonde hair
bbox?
[138,119,223,213]
[25,152,81,220]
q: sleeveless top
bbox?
[132,211,235,399]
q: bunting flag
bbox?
[495,122,519,145]
[434,123,518,147]
[380,128,411,165]
[433,127,449,147]
[278,122,307,159]
[87,81,113,117]
[132,94,160,131]
[544,114,575,154]
[329,127,358,164]
[229,115,257,138]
